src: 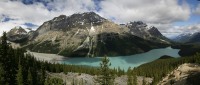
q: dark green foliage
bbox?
[0,32,122,85]
[44,77,63,85]
[172,44,200,57]
[142,78,146,85]
[16,61,24,85]
[25,41,60,54]
[4,31,200,85]
[130,53,200,85]
[94,33,169,57]
[0,63,6,84]
[0,32,17,84]
[27,68,33,85]
[127,67,137,85]
[59,47,77,57]
[159,55,174,59]
[186,72,200,85]
[97,56,114,85]
[0,32,104,85]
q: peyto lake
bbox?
[61,47,180,71]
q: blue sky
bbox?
[0,0,200,38]
[175,0,200,26]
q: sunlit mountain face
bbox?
[0,0,200,39]
[1,1,200,85]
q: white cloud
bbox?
[0,0,96,35]
[0,0,192,36]
[161,24,200,38]
[98,0,190,24]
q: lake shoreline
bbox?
[27,51,68,63]
[28,47,180,71]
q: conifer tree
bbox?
[97,56,114,85]
[1,32,8,56]
[133,75,137,85]
[27,68,33,85]
[0,32,16,84]
[127,67,133,85]
[0,63,6,84]
[142,78,146,85]
[16,60,24,85]
[40,64,46,85]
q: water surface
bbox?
[61,47,180,71]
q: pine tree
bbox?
[0,32,16,84]
[127,67,133,85]
[97,56,114,85]
[0,32,7,72]
[0,63,6,84]
[40,64,46,85]
[1,32,8,56]
[142,78,146,85]
[16,60,24,85]
[27,68,33,85]
[71,78,76,85]
[133,75,137,85]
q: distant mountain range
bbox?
[7,12,170,57]
[7,26,29,43]
[172,32,200,44]
[171,32,200,56]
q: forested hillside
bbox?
[0,32,126,85]
[127,53,200,85]
[1,31,200,85]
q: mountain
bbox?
[10,12,169,57]
[7,26,29,43]
[126,21,170,43]
[187,32,200,43]
[172,33,193,43]
[172,32,200,44]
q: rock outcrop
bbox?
[126,21,170,43]
[7,26,29,43]
[158,63,200,85]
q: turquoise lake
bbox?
[61,47,180,71]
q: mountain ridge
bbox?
[7,12,170,57]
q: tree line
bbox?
[3,31,200,85]
[0,32,125,85]
[127,53,200,85]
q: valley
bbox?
[1,9,200,85]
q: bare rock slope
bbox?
[158,63,200,85]
[9,12,169,57]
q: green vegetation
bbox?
[16,61,24,85]
[127,67,137,85]
[44,77,63,85]
[2,31,200,85]
[97,56,114,85]
[94,33,169,57]
[128,53,200,84]
[24,41,60,54]
[0,32,125,85]
[172,44,200,56]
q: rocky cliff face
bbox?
[126,21,170,43]
[187,32,200,43]
[35,12,106,35]
[158,63,200,85]
[20,12,169,57]
[7,26,29,43]
[172,33,193,43]
[172,32,200,44]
